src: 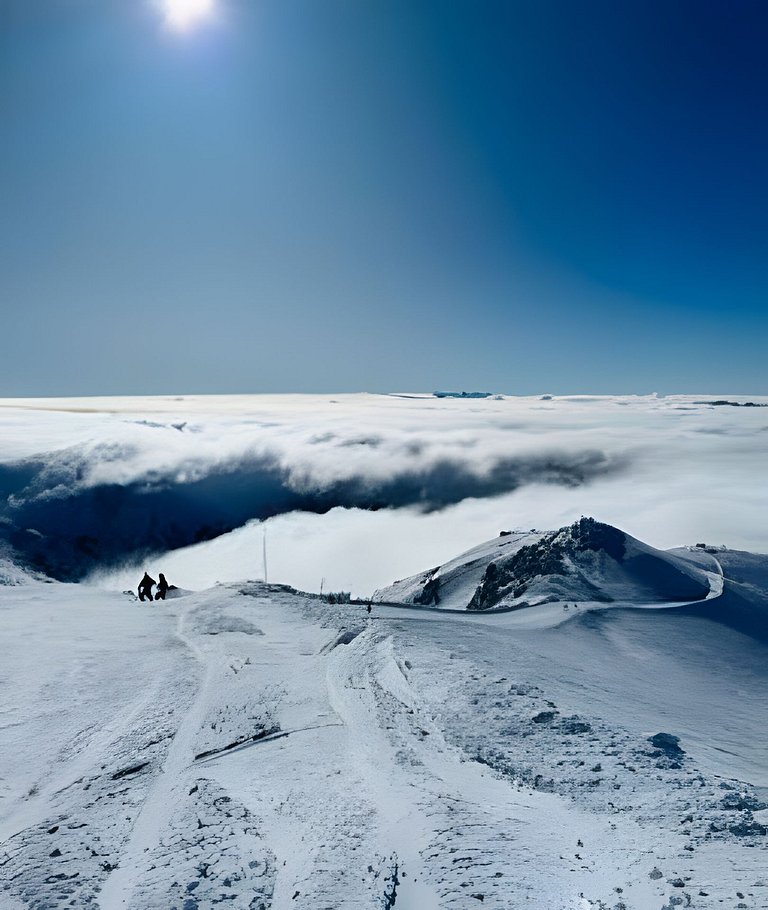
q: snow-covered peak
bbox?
[374,518,716,611]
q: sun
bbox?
[162,0,215,31]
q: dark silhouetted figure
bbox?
[155,573,169,601]
[138,572,156,602]
[366,602,372,616]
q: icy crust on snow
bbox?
[374,518,714,612]
[1,574,766,910]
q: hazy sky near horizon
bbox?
[2,1,767,396]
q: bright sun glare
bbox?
[163,0,215,31]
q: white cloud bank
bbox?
[0,393,766,594]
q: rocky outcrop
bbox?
[467,518,626,610]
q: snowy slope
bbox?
[2,395,767,910]
[373,529,544,608]
[1,561,766,910]
[374,518,720,612]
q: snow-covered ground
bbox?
[1,395,766,909]
[373,521,722,611]
[1,555,765,909]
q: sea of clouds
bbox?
[0,393,766,594]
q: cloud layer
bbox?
[0,444,624,580]
[0,393,766,586]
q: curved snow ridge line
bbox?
[368,582,724,623]
[606,561,725,613]
[371,561,724,619]
[621,557,725,612]
[704,557,725,600]
[370,553,726,626]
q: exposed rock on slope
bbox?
[375,518,713,611]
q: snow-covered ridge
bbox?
[374,518,721,612]
[1,568,766,909]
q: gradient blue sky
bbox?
[2,1,766,395]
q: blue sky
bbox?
[2,1,766,395]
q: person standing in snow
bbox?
[138,572,156,602]
[155,573,169,601]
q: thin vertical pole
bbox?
[262,525,268,585]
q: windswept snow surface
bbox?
[1,395,767,908]
[1,568,766,909]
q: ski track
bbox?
[96,608,211,908]
[1,580,766,909]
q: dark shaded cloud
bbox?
[0,445,628,581]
